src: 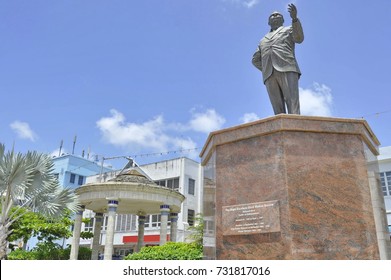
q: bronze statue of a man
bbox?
[252,3,304,115]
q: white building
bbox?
[377,146,391,236]
[79,157,203,258]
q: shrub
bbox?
[125,242,202,260]
[7,242,92,260]
[62,246,92,260]
[7,249,37,260]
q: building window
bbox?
[204,219,215,236]
[116,214,137,232]
[188,178,195,195]
[167,178,179,190]
[78,175,84,185]
[188,209,195,226]
[83,218,94,232]
[144,214,170,228]
[144,214,161,228]
[156,180,166,187]
[70,173,76,184]
[101,215,109,231]
[380,172,391,196]
[54,173,59,180]
[155,177,179,191]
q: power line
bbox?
[103,147,199,161]
[359,109,391,119]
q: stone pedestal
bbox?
[201,115,385,260]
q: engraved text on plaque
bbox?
[222,200,280,235]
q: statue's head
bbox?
[268,11,284,30]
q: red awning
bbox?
[123,235,170,243]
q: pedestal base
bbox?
[201,115,382,259]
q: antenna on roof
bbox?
[59,140,63,157]
[72,135,77,155]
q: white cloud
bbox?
[97,109,168,151]
[188,109,226,133]
[223,0,260,8]
[243,0,260,8]
[96,109,197,154]
[170,137,198,159]
[10,121,37,142]
[300,83,333,117]
[240,113,259,123]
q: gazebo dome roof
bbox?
[109,167,156,185]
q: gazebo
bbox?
[69,162,185,260]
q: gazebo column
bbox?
[159,205,170,245]
[70,205,85,260]
[90,212,103,260]
[170,212,179,242]
[103,199,118,260]
[135,213,146,252]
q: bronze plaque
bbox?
[222,200,280,235]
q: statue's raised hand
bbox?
[288,3,298,20]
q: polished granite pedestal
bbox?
[201,115,384,259]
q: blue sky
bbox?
[1,0,390,168]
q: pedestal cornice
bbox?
[200,115,380,165]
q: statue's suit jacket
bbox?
[252,20,304,83]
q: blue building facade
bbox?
[52,154,112,189]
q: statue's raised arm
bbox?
[288,3,304,43]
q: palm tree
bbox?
[0,144,79,259]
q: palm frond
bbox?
[23,153,58,201]
[26,151,56,179]
[0,144,4,163]
[0,151,34,202]
[32,186,80,218]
